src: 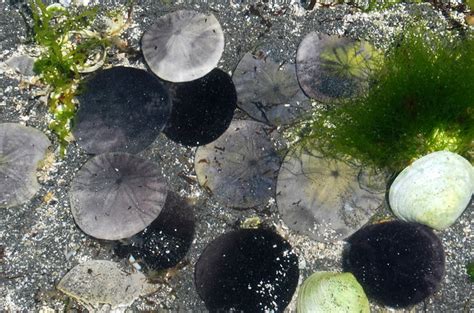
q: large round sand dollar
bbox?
[163,68,237,146]
[194,120,281,208]
[343,221,445,308]
[69,153,167,240]
[73,66,171,154]
[276,148,385,242]
[232,52,311,125]
[142,10,225,82]
[0,123,50,208]
[296,32,380,102]
[389,151,474,230]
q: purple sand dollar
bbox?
[232,52,311,125]
[164,68,237,146]
[195,228,299,312]
[69,153,168,240]
[194,120,281,208]
[114,192,195,271]
[73,66,171,154]
[343,221,445,308]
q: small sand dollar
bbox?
[69,153,167,240]
[296,32,380,102]
[57,260,157,310]
[194,120,281,208]
[276,148,385,242]
[142,10,225,82]
[389,151,474,230]
[0,123,50,208]
[232,52,311,125]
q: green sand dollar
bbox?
[0,123,50,208]
[389,151,474,230]
[296,32,381,102]
[297,272,369,313]
[276,148,385,242]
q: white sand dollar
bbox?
[389,151,474,230]
[57,260,157,310]
[142,10,224,82]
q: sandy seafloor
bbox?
[0,0,473,311]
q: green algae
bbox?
[294,25,474,171]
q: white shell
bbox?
[389,151,474,230]
[142,10,224,83]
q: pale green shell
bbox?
[297,272,370,313]
[389,151,474,230]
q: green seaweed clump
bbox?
[296,26,474,171]
[359,0,423,12]
[468,262,474,282]
[30,0,108,155]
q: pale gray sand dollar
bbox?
[296,32,379,102]
[232,52,312,125]
[69,152,167,240]
[276,148,385,242]
[0,123,50,208]
[57,260,157,310]
[142,10,225,82]
[194,120,281,208]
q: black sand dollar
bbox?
[194,228,299,312]
[0,123,50,208]
[296,32,380,102]
[142,10,225,83]
[343,221,445,308]
[114,192,195,271]
[164,68,236,146]
[233,52,311,125]
[276,148,385,242]
[73,66,171,154]
[194,120,281,208]
[69,153,168,240]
